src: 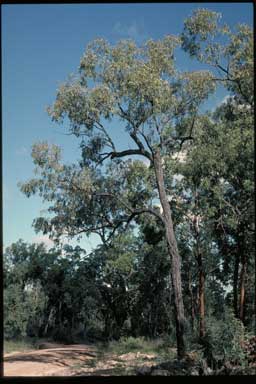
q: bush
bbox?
[107,336,177,359]
[108,336,148,354]
[4,281,47,340]
[201,309,247,368]
[4,284,29,339]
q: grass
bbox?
[4,337,49,354]
[4,338,37,354]
[75,336,178,375]
[103,336,176,358]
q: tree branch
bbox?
[139,129,154,157]
[93,192,165,225]
[110,148,152,161]
[117,103,153,160]
[94,121,116,151]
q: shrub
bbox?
[201,309,247,368]
[106,336,177,360]
[109,336,148,354]
[4,284,29,339]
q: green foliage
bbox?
[182,8,253,105]
[106,336,175,357]
[4,284,29,339]
[18,29,218,248]
[4,281,47,340]
[202,310,246,367]
[4,241,49,339]
[109,336,148,354]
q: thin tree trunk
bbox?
[239,251,247,323]
[58,301,63,335]
[154,150,186,359]
[188,270,195,331]
[238,229,246,324]
[233,252,240,318]
[193,213,205,339]
[43,307,54,336]
[197,251,205,338]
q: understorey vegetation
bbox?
[4,9,254,375]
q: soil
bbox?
[4,344,97,376]
[4,343,157,376]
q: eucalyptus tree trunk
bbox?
[238,229,246,324]
[188,270,195,331]
[153,150,186,359]
[193,214,205,339]
[239,257,246,323]
[197,249,205,338]
[239,251,247,323]
[233,252,240,318]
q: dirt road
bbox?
[4,343,156,376]
[4,344,97,376]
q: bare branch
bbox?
[94,121,116,151]
[212,62,252,106]
[110,148,152,161]
[93,192,165,225]
[139,129,154,157]
[133,207,165,224]
[215,63,230,76]
[117,103,153,160]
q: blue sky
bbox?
[2,3,253,252]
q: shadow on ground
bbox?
[4,348,96,370]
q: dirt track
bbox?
[4,344,97,376]
[4,343,156,376]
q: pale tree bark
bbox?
[239,245,247,323]
[233,252,240,318]
[238,227,246,324]
[193,214,205,339]
[188,270,195,331]
[153,149,186,359]
[239,254,246,323]
[197,250,205,338]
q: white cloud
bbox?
[32,235,54,250]
[112,21,147,43]
[141,158,151,167]
[217,94,251,111]
[220,95,232,105]
[209,94,231,113]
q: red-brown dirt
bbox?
[4,344,97,377]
